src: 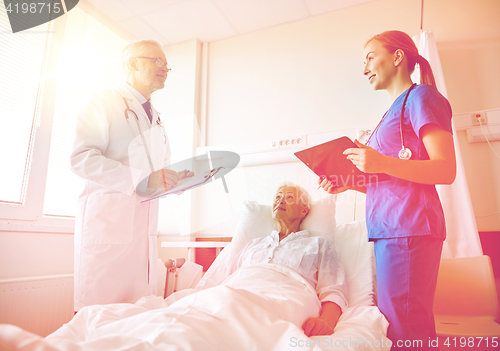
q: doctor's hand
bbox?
[147,169,180,190]
[178,169,194,180]
[343,139,386,174]
[170,170,195,195]
[302,316,335,337]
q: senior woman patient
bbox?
[224,183,347,337]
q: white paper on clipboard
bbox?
[141,167,224,202]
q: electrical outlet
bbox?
[290,137,303,147]
[278,135,304,149]
[472,112,487,126]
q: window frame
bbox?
[0,15,73,227]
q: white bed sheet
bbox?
[0,263,388,351]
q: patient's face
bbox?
[272,186,309,223]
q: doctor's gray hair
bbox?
[274,182,312,210]
[121,39,163,77]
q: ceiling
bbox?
[80,0,380,45]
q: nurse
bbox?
[71,39,186,312]
[319,30,456,349]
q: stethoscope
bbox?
[122,96,157,172]
[367,83,416,160]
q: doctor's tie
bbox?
[142,101,153,124]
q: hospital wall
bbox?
[182,0,500,236]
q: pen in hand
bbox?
[161,169,170,191]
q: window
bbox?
[0,8,50,205]
[0,4,127,221]
[43,6,127,216]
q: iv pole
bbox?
[420,0,424,33]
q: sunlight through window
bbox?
[0,9,49,204]
[43,6,128,216]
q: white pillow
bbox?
[230,195,337,253]
[334,220,376,307]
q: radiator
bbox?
[0,274,74,337]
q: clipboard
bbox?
[294,136,390,188]
[141,167,224,202]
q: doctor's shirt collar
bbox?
[124,83,148,104]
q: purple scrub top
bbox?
[366,84,453,240]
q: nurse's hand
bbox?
[343,139,386,174]
[318,177,367,194]
[318,177,349,195]
[147,169,180,190]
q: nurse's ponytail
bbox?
[415,54,436,88]
[366,30,437,90]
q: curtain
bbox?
[412,31,483,258]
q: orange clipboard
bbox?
[294,136,390,188]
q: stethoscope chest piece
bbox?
[398,148,412,160]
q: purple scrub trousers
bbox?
[374,236,443,350]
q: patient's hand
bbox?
[302,317,335,337]
[302,301,341,337]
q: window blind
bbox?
[0,7,50,204]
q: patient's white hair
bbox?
[274,182,312,210]
[121,39,163,78]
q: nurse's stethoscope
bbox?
[367,83,416,160]
[122,96,157,172]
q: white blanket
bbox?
[0,264,389,351]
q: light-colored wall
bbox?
[0,231,73,279]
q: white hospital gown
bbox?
[229,230,348,311]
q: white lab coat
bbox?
[71,84,170,311]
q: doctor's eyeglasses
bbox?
[135,56,172,71]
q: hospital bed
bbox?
[0,194,390,351]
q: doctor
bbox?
[71,39,182,312]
